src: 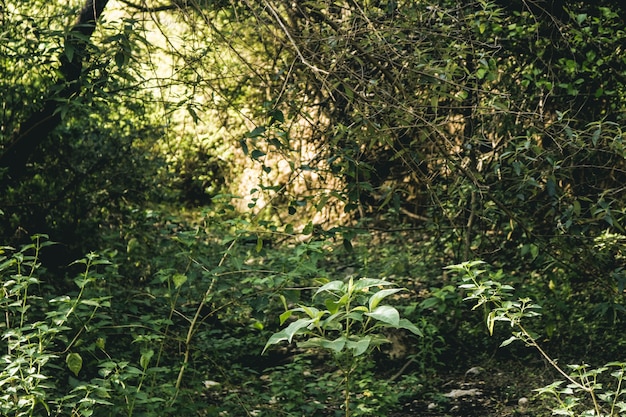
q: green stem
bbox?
[345,367,350,417]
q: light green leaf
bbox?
[263,317,317,353]
[500,336,518,347]
[325,298,342,314]
[300,336,346,353]
[140,349,154,370]
[319,337,346,352]
[487,311,496,336]
[282,318,316,340]
[279,310,292,325]
[368,288,404,311]
[346,311,365,321]
[66,352,83,377]
[353,278,394,292]
[172,273,187,289]
[347,336,371,356]
[365,305,400,327]
[398,318,423,337]
[314,280,345,297]
[297,305,321,319]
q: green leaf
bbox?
[281,318,315,341]
[246,126,266,138]
[65,44,75,62]
[297,305,321,319]
[240,139,249,155]
[353,278,394,292]
[319,337,346,352]
[263,317,316,354]
[187,105,199,124]
[591,129,601,146]
[251,149,266,160]
[487,310,496,335]
[365,305,400,326]
[66,353,83,376]
[140,349,154,370]
[325,298,342,314]
[115,51,126,69]
[368,288,404,311]
[314,280,345,297]
[172,273,187,289]
[398,318,423,337]
[347,336,371,356]
[300,336,346,352]
[269,109,284,124]
[279,310,292,325]
[500,336,519,347]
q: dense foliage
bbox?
[1,0,626,415]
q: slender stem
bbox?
[345,367,350,417]
[610,365,624,416]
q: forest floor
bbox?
[391,358,554,417]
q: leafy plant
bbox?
[0,236,116,416]
[264,277,422,416]
[449,260,626,416]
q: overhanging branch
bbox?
[0,0,110,181]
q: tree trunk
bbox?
[0,0,109,181]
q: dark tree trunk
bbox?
[0,0,109,181]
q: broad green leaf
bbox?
[325,298,342,314]
[172,273,187,289]
[365,305,400,327]
[398,318,423,337]
[115,51,125,69]
[280,318,316,341]
[263,317,316,353]
[246,126,266,138]
[314,280,344,297]
[347,336,371,356]
[140,349,154,370]
[353,278,394,292]
[65,44,75,62]
[251,149,266,160]
[300,336,346,353]
[66,352,83,376]
[368,288,404,311]
[322,313,343,331]
[269,109,284,124]
[297,305,321,319]
[420,297,440,309]
[319,337,346,352]
[279,310,292,325]
[346,311,365,321]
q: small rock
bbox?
[443,388,482,399]
[464,366,484,379]
[518,397,529,408]
[203,380,221,390]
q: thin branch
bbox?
[117,0,181,12]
